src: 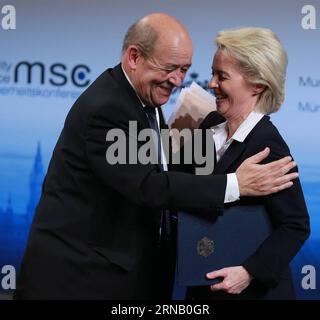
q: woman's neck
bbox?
[226,109,254,140]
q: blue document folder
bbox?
[177,205,273,286]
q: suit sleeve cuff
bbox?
[224,173,240,203]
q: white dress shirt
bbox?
[211,110,264,201]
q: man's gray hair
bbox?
[121,20,158,58]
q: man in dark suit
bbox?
[14,13,297,299]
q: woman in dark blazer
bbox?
[187,27,310,300]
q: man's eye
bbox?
[158,67,173,73]
[162,66,188,74]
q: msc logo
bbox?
[1,4,16,30]
[14,61,91,87]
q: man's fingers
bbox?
[280,161,297,174]
[274,171,299,185]
[247,147,270,164]
[266,156,292,171]
[260,172,298,195]
[269,181,293,194]
[236,151,298,197]
[263,158,296,178]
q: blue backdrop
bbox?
[0,0,319,299]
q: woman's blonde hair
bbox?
[215,27,288,114]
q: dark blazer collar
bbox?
[214,140,246,173]
[111,63,150,129]
[111,63,138,101]
[214,115,269,174]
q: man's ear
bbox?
[252,84,266,96]
[126,45,141,70]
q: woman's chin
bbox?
[216,104,228,115]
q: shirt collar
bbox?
[211,110,264,143]
[121,64,146,107]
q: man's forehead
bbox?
[154,49,192,66]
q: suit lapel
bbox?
[213,116,270,174]
[158,107,168,130]
[111,64,150,130]
[199,112,246,174]
[214,140,247,174]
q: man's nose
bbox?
[168,69,184,87]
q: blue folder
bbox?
[177,205,273,286]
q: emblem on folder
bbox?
[197,237,214,257]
